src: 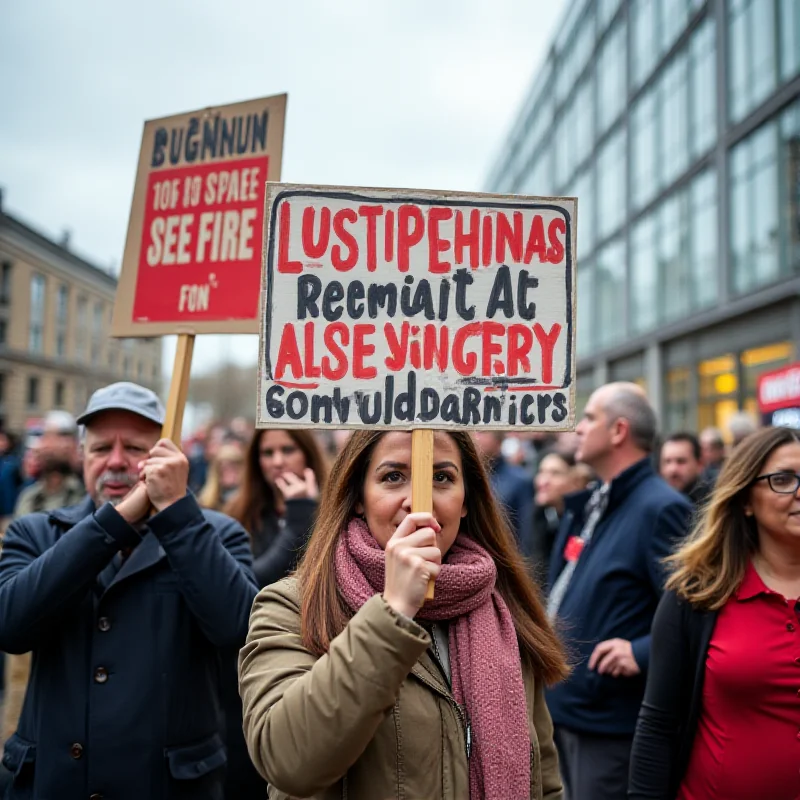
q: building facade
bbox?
[0,199,162,434]
[486,0,800,438]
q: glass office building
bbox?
[486,0,800,437]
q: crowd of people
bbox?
[0,377,795,799]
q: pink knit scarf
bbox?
[335,517,531,799]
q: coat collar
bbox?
[48,494,96,526]
[564,457,654,517]
[48,495,167,590]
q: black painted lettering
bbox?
[286,391,309,420]
[552,392,568,422]
[419,388,440,422]
[453,268,475,321]
[394,371,416,421]
[322,281,345,322]
[297,275,321,319]
[486,265,514,318]
[537,393,553,424]
[367,284,398,318]
[265,385,285,418]
[517,270,539,320]
[347,280,366,319]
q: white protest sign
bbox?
[257,185,576,430]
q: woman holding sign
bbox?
[239,429,567,799]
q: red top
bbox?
[678,561,800,800]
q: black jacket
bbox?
[0,494,257,800]
[250,498,317,589]
[628,589,717,799]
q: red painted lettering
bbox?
[385,209,395,264]
[452,322,481,375]
[303,321,321,378]
[384,322,409,371]
[495,211,523,264]
[353,324,377,379]
[331,208,359,270]
[397,205,424,272]
[481,215,493,267]
[301,206,330,260]
[423,325,449,372]
[533,322,562,384]
[547,218,566,263]
[481,321,505,376]
[277,203,301,273]
[454,209,480,269]
[321,323,349,380]
[274,323,303,379]
[507,325,533,377]
[359,205,383,272]
[427,207,453,273]
[523,215,547,264]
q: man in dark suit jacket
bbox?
[0,382,257,800]
[546,382,692,800]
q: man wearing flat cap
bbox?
[0,382,257,800]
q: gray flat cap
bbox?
[77,382,165,427]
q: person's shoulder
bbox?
[251,577,301,628]
[638,472,693,511]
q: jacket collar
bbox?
[48,495,167,589]
[48,494,96,526]
[563,457,655,516]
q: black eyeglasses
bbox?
[752,471,800,494]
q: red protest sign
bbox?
[113,94,286,337]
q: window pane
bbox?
[596,128,627,240]
[577,263,595,356]
[780,0,800,81]
[595,238,627,349]
[689,16,717,159]
[730,121,780,293]
[574,77,595,167]
[690,168,718,308]
[599,0,622,31]
[780,101,800,275]
[660,191,691,322]
[597,22,627,134]
[632,0,658,89]
[631,213,658,333]
[631,89,658,210]
[661,0,689,55]
[520,144,553,196]
[572,168,595,257]
[728,0,777,123]
[660,52,689,188]
[556,98,576,188]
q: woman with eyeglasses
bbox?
[628,425,800,800]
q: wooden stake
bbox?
[411,428,436,601]
[161,333,195,446]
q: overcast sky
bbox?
[1,0,566,389]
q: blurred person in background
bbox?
[474,431,534,556]
[530,451,593,581]
[220,428,328,800]
[13,412,83,516]
[197,441,246,511]
[659,433,710,510]
[699,427,726,486]
[546,383,692,800]
[728,411,758,448]
[629,426,800,800]
[187,421,228,494]
[0,432,23,524]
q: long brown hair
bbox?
[224,429,329,535]
[666,426,800,609]
[297,430,569,685]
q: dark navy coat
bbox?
[0,494,257,800]
[545,458,692,737]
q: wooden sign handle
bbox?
[162,333,195,446]
[411,428,436,602]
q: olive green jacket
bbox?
[239,577,563,799]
